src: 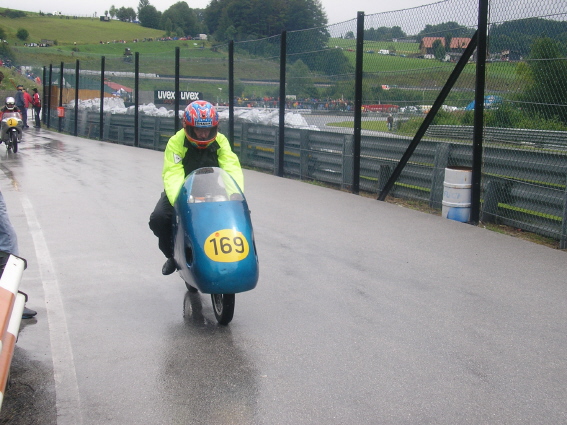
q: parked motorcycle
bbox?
[172,167,259,325]
[0,111,23,153]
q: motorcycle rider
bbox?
[0,97,22,146]
[149,100,244,275]
[1,97,20,113]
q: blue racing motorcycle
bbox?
[172,167,259,325]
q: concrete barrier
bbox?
[0,255,27,411]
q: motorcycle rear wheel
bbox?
[211,294,235,325]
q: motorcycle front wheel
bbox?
[184,281,198,293]
[211,294,235,325]
[9,131,18,153]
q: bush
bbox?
[1,9,26,18]
[16,28,29,41]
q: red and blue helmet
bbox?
[183,100,219,149]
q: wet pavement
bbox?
[0,128,566,424]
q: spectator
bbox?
[14,85,29,129]
[32,88,41,128]
[0,188,36,319]
[387,114,394,131]
[24,88,33,129]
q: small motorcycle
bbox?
[173,167,259,325]
[0,111,23,153]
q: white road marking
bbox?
[20,195,83,425]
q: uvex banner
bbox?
[154,90,203,104]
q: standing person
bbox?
[24,88,33,128]
[387,114,394,131]
[31,88,41,128]
[149,100,244,275]
[0,188,36,319]
[14,85,28,129]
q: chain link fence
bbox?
[40,0,567,246]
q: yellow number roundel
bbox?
[6,118,18,127]
[204,229,250,262]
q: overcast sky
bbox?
[19,0,441,27]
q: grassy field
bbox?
[328,120,390,132]
[0,12,164,45]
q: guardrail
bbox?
[50,109,567,247]
[426,125,567,149]
[0,255,27,411]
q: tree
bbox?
[489,18,567,56]
[116,7,136,22]
[287,59,313,97]
[138,5,161,29]
[432,39,445,60]
[364,26,407,41]
[519,37,567,124]
[138,0,150,11]
[109,5,117,19]
[224,24,237,41]
[164,18,172,36]
[206,0,327,41]
[161,2,201,38]
[417,21,473,43]
[16,28,29,41]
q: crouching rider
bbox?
[149,100,244,275]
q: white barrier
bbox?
[0,255,27,411]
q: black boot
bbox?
[162,258,176,275]
[22,306,37,319]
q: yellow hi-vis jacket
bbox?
[163,129,244,205]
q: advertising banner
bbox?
[154,90,203,105]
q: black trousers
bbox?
[33,106,41,127]
[149,192,174,258]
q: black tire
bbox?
[184,281,199,293]
[211,294,235,325]
[10,132,18,153]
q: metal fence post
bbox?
[42,66,47,124]
[99,56,105,141]
[470,0,489,225]
[58,62,63,133]
[74,59,79,136]
[47,64,52,128]
[277,31,286,177]
[343,135,354,190]
[229,40,235,151]
[134,52,139,148]
[174,47,180,133]
[352,11,365,195]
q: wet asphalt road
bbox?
[0,128,566,424]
